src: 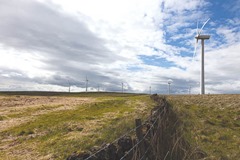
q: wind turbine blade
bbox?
[199,18,210,35]
[192,39,198,60]
[197,21,199,35]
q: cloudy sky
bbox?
[0,0,239,94]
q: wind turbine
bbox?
[68,80,71,93]
[168,80,172,95]
[193,18,210,95]
[121,82,124,93]
[86,76,88,92]
[189,85,191,95]
[97,84,100,92]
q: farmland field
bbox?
[0,92,155,160]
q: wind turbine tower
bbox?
[121,82,124,93]
[168,81,171,95]
[68,80,71,93]
[194,18,210,95]
[86,76,88,92]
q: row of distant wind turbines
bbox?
[68,75,134,93]
[67,19,210,95]
[68,78,188,95]
[68,76,91,93]
[67,76,124,93]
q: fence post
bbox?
[135,119,145,160]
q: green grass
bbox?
[0,115,6,121]
[0,93,155,159]
[167,95,240,160]
[6,104,64,119]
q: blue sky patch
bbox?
[139,55,175,68]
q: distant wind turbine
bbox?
[68,80,71,93]
[189,85,191,95]
[86,76,88,92]
[168,80,172,95]
[193,18,210,95]
[121,82,124,93]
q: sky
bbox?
[0,0,239,94]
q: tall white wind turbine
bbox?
[193,18,210,95]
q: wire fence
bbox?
[119,109,162,160]
[84,115,155,159]
[80,95,170,160]
[83,101,165,160]
[67,95,204,160]
[84,123,142,160]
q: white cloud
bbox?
[206,43,240,80]
[162,0,208,12]
[217,27,240,45]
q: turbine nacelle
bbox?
[195,35,210,40]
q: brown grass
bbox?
[0,96,94,132]
[0,93,155,160]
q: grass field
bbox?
[167,94,240,160]
[0,92,155,160]
[1,92,239,160]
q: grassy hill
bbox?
[0,92,239,160]
[0,92,155,159]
